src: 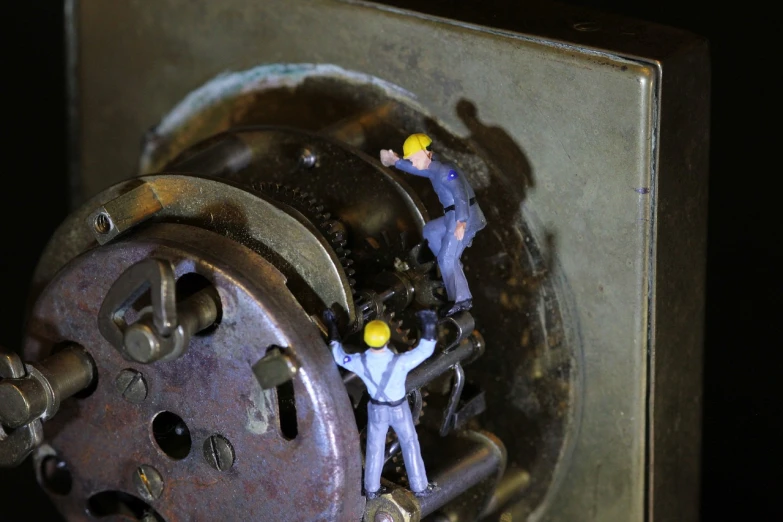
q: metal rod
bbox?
[406,337,478,393]
[0,345,94,429]
[418,431,506,518]
[479,467,532,518]
[439,363,465,437]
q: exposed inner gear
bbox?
[254,182,358,293]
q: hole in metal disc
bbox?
[39,455,72,496]
[152,411,192,460]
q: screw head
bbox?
[203,434,235,471]
[134,464,164,501]
[114,369,147,403]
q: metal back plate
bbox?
[69,1,709,520]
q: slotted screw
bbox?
[134,464,163,501]
[203,434,234,471]
[115,369,147,404]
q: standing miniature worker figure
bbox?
[322,308,439,499]
[380,134,486,316]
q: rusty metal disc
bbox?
[24,223,364,521]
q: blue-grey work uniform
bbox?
[394,158,487,304]
[330,338,437,494]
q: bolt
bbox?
[299,147,317,169]
[251,347,298,390]
[203,434,235,471]
[134,464,164,501]
[114,369,147,403]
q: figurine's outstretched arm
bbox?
[393,158,431,178]
[323,309,361,372]
[398,310,438,371]
[330,340,362,372]
[398,338,436,371]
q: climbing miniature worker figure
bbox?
[380,134,486,316]
[322,308,439,499]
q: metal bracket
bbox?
[438,312,475,353]
[97,258,187,363]
[0,349,44,468]
[85,182,163,245]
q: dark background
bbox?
[1,1,778,520]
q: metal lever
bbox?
[439,311,476,353]
[0,345,94,467]
[98,258,219,363]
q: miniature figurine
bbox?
[380,134,486,316]
[322,308,439,499]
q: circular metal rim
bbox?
[24,223,365,521]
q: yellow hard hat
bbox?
[364,320,391,348]
[402,133,432,159]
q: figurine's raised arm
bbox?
[398,310,438,371]
[392,157,432,178]
[322,309,361,373]
[379,149,399,167]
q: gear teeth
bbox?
[255,182,357,294]
[381,312,414,347]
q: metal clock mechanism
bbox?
[0,69,579,521]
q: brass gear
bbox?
[254,182,357,293]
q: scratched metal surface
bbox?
[23,224,365,521]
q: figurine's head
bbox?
[364,320,391,350]
[403,133,433,170]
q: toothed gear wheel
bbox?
[383,308,415,348]
[255,182,357,293]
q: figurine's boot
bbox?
[365,486,388,500]
[444,299,472,317]
[414,482,440,498]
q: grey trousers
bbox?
[423,208,486,304]
[365,400,428,493]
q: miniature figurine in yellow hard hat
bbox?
[402,133,433,159]
[380,135,486,316]
[322,308,439,500]
[363,320,391,348]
